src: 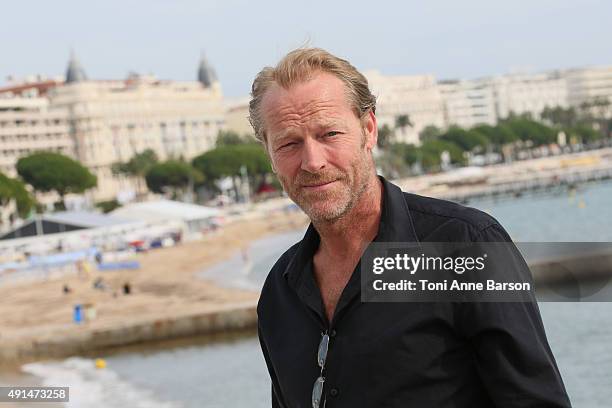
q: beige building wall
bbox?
[439,79,497,128]
[225,98,254,137]
[365,70,445,146]
[49,76,226,201]
[566,66,612,117]
[0,92,73,177]
[491,72,568,120]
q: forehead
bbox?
[260,72,356,135]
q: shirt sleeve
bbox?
[258,322,288,408]
[458,223,572,407]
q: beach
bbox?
[0,209,309,364]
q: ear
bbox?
[363,109,378,151]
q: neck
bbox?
[313,176,383,260]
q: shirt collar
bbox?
[282,175,420,285]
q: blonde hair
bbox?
[248,47,376,143]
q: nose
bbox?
[300,138,326,173]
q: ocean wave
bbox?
[22,357,181,408]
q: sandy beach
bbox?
[0,209,309,364]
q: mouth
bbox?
[301,180,337,190]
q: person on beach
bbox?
[250,48,571,408]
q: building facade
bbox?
[47,55,226,201]
[0,82,73,177]
[365,70,446,145]
[365,69,569,145]
[439,79,497,128]
[566,65,612,117]
[490,71,569,121]
[224,97,254,137]
[365,66,612,145]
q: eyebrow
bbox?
[270,119,349,143]
[316,119,347,129]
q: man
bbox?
[249,48,571,408]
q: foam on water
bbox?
[22,357,181,408]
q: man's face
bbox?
[260,72,378,223]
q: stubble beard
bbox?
[278,150,373,224]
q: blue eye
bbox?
[325,131,340,138]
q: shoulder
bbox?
[402,191,508,242]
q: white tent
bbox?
[110,200,221,234]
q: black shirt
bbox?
[257,176,571,408]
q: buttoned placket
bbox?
[282,176,422,407]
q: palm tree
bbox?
[377,125,393,149]
[592,97,611,138]
[395,114,414,139]
[112,149,159,198]
[395,114,413,130]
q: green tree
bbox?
[0,175,12,205]
[541,106,578,128]
[567,124,601,143]
[112,149,158,177]
[145,160,203,198]
[440,126,489,151]
[95,199,121,214]
[112,149,159,196]
[192,144,272,188]
[386,143,419,166]
[395,114,413,129]
[1,173,34,219]
[419,125,442,143]
[471,124,495,139]
[216,130,248,147]
[495,124,520,145]
[500,117,556,146]
[375,149,410,179]
[590,97,611,138]
[16,152,96,208]
[10,179,34,217]
[377,125,393,149]
[419,140,465,171]
[394,114,413,140]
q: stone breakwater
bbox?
[0,301,258,363]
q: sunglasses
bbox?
[312,331,330,408]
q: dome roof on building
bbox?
[197,53,218,88]
[65,51,87,83]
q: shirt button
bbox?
[329,329,337,338]
[330,388,339,397]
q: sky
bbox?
[2,0,611,97]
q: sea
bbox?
[2,180,612,408]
